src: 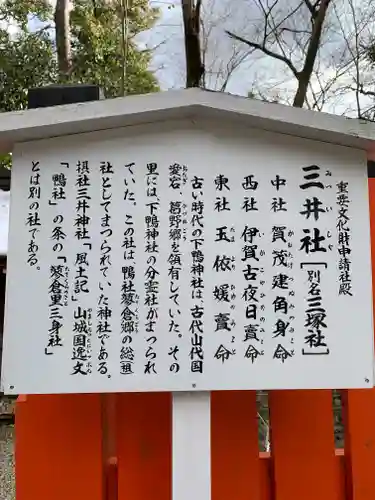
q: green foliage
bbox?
[0,0,159,109]
[1,0,52,27]
[0,1,56,112]
[0,31,56,112]
[70,0,159,97]
[0,0,159,167]
[0,0,56,167]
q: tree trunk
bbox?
[181,0,204,88]
[54,0,72,81]
[293,0,331,107]
[120,0,127,96]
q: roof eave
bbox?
[0,88,374,153]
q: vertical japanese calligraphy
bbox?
[299,165,331,356]
[190,175,205,373]
[168,163,187,374]
[240,174,266,364]
[120,162,138,375]
[144,162,160,375]
[336,181,352,296]
[213,174,236,364]
[301,264,329,355]
[9,129,373,394]
[97,161,114,377]
[71,160,92,376]
[26,161,41,267]
[270,173,296,363]
[269,173,295,363]
[47,164,68,355]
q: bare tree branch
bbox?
[347,0,361,118]
[219,48,255,92]
[303,0,315,16]
[319,0,375,119]
[198,0,259,91]
[226,30,299,77]
[293,0,331,107]
[358,85,375,98]
[224,0,331,107]
[279,27,310,35]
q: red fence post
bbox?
[269,390,342,500]
[211,391,269,500]
[16,394,103,500]
[340,161,375,500]
[116,392,171,500]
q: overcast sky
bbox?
[4,0,375,114]
[143,0,283,96]
[152,0,375,117]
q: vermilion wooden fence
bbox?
[14,165,375,500]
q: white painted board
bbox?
[172,392,211,500]
[2,121,374,394]
[0,189,9,256]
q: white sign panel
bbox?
[2,123,374,394]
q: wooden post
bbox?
[173,392,211,500]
